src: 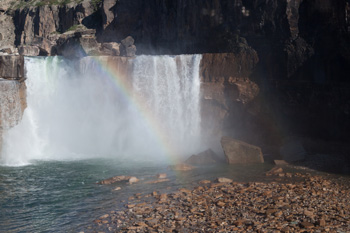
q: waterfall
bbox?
[0,55,202,166]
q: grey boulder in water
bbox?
[185,149,224,165]
[98,175,131,185]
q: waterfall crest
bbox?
[0,55,202,166]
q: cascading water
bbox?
[0,55,202,166]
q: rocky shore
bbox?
[86,169,350,232]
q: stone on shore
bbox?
[274,160,289,165]
[128,177,139,184]
[221,136,264,164]
[94,174,350,232]
[266,167,284,176]
[156,173,167,179]
[216,177,233,183]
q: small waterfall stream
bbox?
[0,55,202,165]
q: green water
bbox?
[0,159,276,232]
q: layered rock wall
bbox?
[0,55,26,131]
[0,0,349,157]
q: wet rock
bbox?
[266,167,284,176]
[156,173,167,179]
[168,163,194,171]
[216,177,232,183]
[98,175,131,185]
[221,136,264,164]
[128,177,139,184]
[99,214,109,219]
[145,179,170,184]
[274,160,289,165]
[199,180,211,184]
[185,149,223,165]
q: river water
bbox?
[0,159,277,232]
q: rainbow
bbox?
[84,55,181,164]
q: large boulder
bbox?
[100,42,121,56]
[221,136,264,164]
[185,149,223,165]
[120,36,136,57]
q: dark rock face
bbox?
[0,0,348,159]
[12,2,96,46]
[199,51,261,148]
[185,149,223,165]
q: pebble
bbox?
[128,177,139,184]
[216,177,233,183]
[157,173,167,179]
[90,174,350,232]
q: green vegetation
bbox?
[65,24,86,32]
[91,0,102,10]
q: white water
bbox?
[0,55,202,166]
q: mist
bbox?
[0,55,203,166]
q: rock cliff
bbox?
[0,0,349,158]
